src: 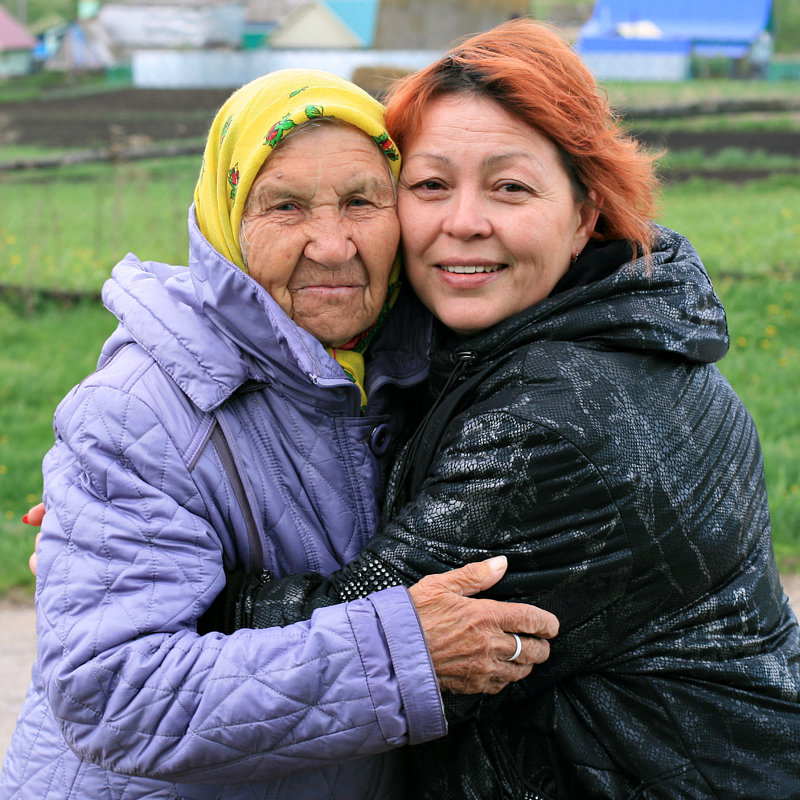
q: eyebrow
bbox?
[255,175,395,206]
[345,175,395,196]
[406,151,545,172]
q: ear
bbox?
[574,190,602,252]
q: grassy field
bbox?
[1,72,799,592]
[1,157,200,293]
[1,163,799,592]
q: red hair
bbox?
[384,19,659,258]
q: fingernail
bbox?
[22,514,29,524]
[486,555,507,573]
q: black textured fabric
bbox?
[227,227,800,798]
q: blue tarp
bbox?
[579,0,773,58]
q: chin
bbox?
[435,306,499,337]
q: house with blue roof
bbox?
[576,0,774,80]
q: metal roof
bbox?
[579,0,773,57]
[0,5,37,51]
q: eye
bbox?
[417,179,446,191]
[275,201,298,212]
[497,181,530,195]
[404,177,448,197]
[347,197,371,207]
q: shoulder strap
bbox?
[195,420,269,635]
[209,420,263,574]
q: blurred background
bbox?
[1,0,799,593]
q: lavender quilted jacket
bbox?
[0,209,443,799]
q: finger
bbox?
[28,532,41,577]
[422,556,508,598]
[488,599,560,640]
[439,660,534,695]
[435,630,552,692]
[23,502,45,527]
[503,633,552,666]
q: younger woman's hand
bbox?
[23,502,45,576]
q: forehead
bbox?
[405,92,557,163]
[257,123,391,183]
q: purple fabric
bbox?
[0,209,441,799]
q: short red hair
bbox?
[384,19,659,258]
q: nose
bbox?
[304,213,357,267]
[442,188,492,239]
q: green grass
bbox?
[630,111,800,134]
[659,147,800,173]
[711,279,800,568]
[602,80,800,111]
[0,300,116,593]
[656,175,800,278]
[0,156,200,293]
[1,167,798,595]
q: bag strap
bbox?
[196,419,271,635]
[209,420,263,573]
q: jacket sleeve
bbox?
[35,381,445,784]
[234,408,633,691]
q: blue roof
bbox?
[323,0,379,47]
[578,37,691,54]
[579,0,773,54]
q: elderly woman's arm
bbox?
[33,379,548,784]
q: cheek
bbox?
[397,203,429,263]
[365,218,401,278]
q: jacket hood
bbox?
[100,206,426,412]
[433,226,729,369]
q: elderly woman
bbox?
[0,69,558,800]
[225,21,800,798]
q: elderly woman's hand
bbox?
[409,556,558,695]
[23,502,45,576]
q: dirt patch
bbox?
[636,129,800,157]
[2,89,800,162]
[0,88,231,149]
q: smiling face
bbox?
[240,123,400,347]
[397,93,599,336]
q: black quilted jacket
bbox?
[231,227,800,798]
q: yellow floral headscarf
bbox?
[194,68,403,410]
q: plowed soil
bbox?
[2,88,800,176]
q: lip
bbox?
[291,284,365,302]
[292,282,363,290]
[436,258,503,268]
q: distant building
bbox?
[0,5,36,77]
[98,0,245,49]
[374,0,529,49]
[269,0,379,49]
[123,0,533,87]
[576,0,775,80]
[44,18,120,71]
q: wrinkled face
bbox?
[397,93,599,336]
[241,124,400,347]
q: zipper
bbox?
[388,349,479,514]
